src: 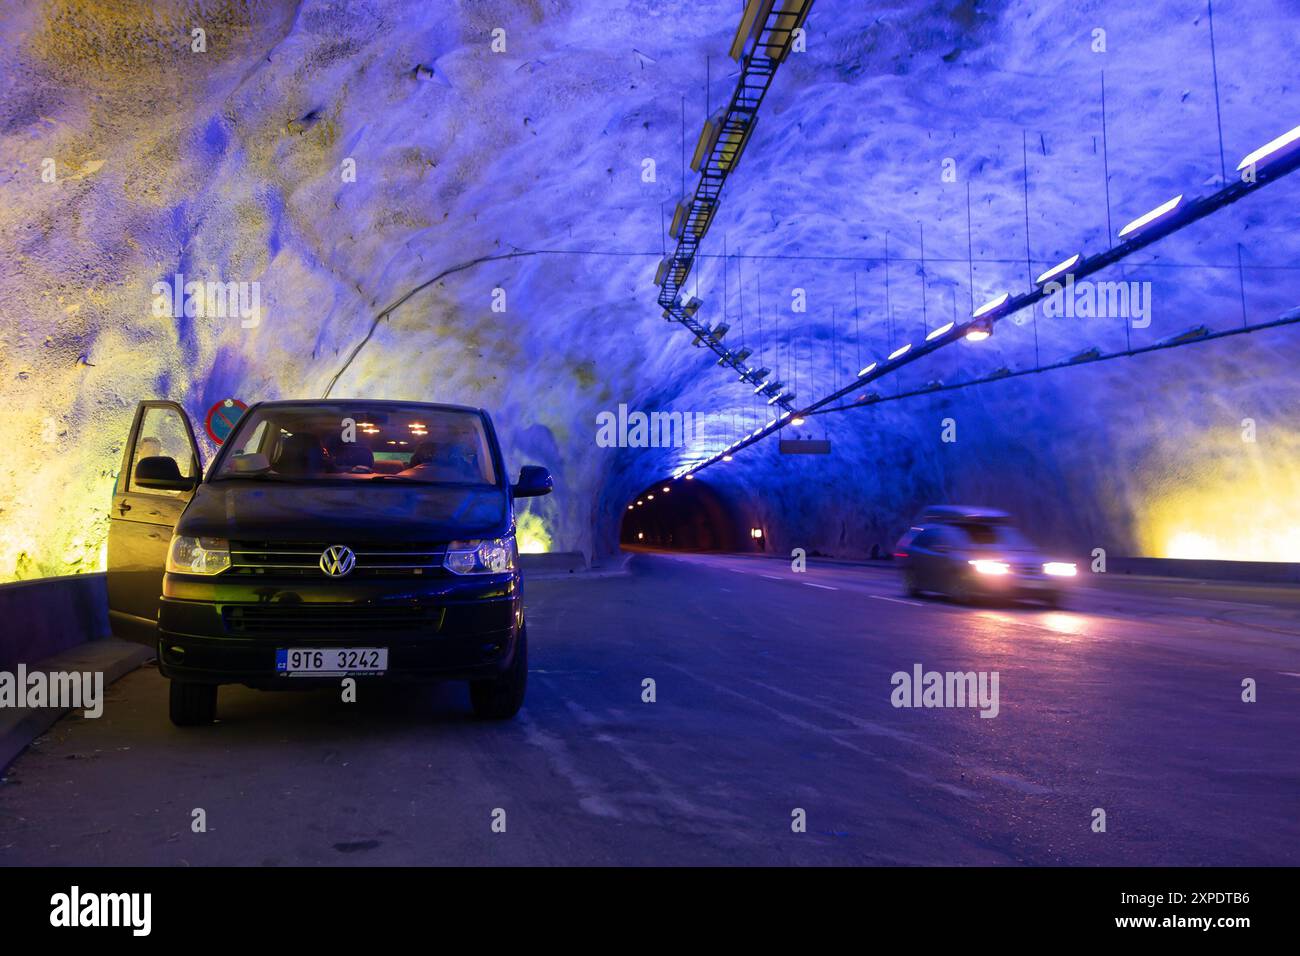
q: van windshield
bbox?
[212,404,498,486]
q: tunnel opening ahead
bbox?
[619,478,759,552]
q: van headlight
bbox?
[443,535,516,575]
[166,535,232,575]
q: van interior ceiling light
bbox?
[972,292,1010,318]
[925,321,955,342]
[1035,254,1081,285]
[857,361,877,377]
[1118,194,1184,239]
[887,343,912,361]
[1236,123,1300,171]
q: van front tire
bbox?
[469,626,527,720]
[169,680,217,726]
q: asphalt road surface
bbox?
[2,551,1298,865]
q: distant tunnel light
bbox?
[972,292,1009,318]
[1035,254,1080,285]
[857,361,877,377]
[637,532,644,540]
[750,528,764,539]
[1118,194,1183,239]
[925,321,955,342]
[662,486,670,492]
[1236,124,1300,171]
[887,343,912,361]
[685,473,695,480]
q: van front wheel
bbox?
[169,680,217,726]
[470,626,527,720]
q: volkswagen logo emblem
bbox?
[319,544,356,577]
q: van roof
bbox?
[254,399,485,415]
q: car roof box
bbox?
[918,505,1013,523]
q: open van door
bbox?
[107,401,203,644]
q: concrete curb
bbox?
[0,639,151,776]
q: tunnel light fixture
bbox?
[790,416,805,426]
[685,473,695,480]
[965,317,993,341]
[857,361,877,377]
[972,292,1010,318]
[887,343,912,361]
[1118,194,1183,239]
[1035,254,1080,286]
[925,321,955,342]
[627,505,634,510]
[722,454,733,461]
[636,500,644,506]
[662,486,670,492]
[1160,324,1210,347]
[1236,124,1300,172]
[750,528,764,539]
[647,494,655,500]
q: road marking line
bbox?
[802,582,837,591]
[870,594,923,607]
[758,573,785,581]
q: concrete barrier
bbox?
[1107,556,1300,584]
[0,573,110,673]
[520,551,588,575]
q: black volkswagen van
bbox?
[106,400,552,726]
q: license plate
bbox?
[276,647,388,676]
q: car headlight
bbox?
[166,535,231,575]
[968,559,1011,576]
[1043,561,1077,577]
[443,535,517,575]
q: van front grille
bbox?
[223,604,446,635]
[228,541,447,578]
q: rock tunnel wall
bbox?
[1,0,1298,580]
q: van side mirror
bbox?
[511,465,553,498]
[135,455,196,492]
